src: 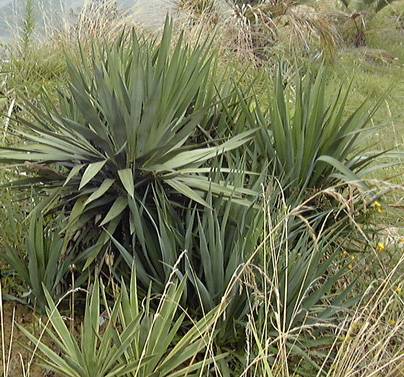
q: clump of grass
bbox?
[324,255,404,377]
[0,282,20,377]
[171,0,219,24]
[171,0,341,65]
[56,0,132,45]
[242,228,404,377]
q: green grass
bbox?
[329,1,404,155]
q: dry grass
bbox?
[323,257,404,377]
[242,258,404,377]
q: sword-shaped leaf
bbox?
[79,160,107,189]
[165,178,210,208]
[100,196,128,226]
[64,164,85,187]
[84,178,115,205]
[118,168,135,198]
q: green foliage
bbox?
[19,0,37,56]
[0,19,258,282]
[20,267,226,377]
[117,268,228,377]
[0,188,26,256]
[1,0,67,100]
[1,10,400,375]
[110,192,263,344]
[0,209,71,312]
[241,66,385,198]
[339,0,398,13]
[338,0,399,46]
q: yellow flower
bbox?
[376,242,385,252]
[396,286,402,293]
[342,249,349,256]
[350,255,355,260]
[389,319,396,325]
[348,264,353,269]
[398,237,404,243]
[373,201,383,213]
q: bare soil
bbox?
[0,300,55,377]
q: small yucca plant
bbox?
[20,266,226,377]
[1,210,69,312]
[110,191,263,345]
[239,66,386,199]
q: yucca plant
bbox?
[0,202,72,312]
[0,18,258,280]
[109,188,263,346]
[240,66,385,199]
[183,194,262,312]
[118,266,228,377]
[20,266,226,377]
[21,279,141,377]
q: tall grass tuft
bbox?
[323,254,404,377]
[240,184,404,376]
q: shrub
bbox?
[0,19,258,292]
